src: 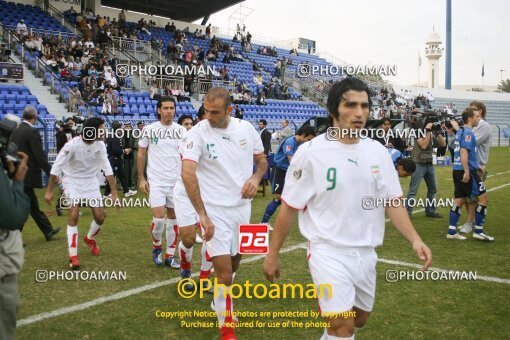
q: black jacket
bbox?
[105,136,124,159]
[10,122,51,188]
[260,128,272,156]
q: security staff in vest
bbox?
[406,120,446,217]
[0,142,31,339]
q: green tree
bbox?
[497,79,510,93]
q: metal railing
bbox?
[139,74,184,92]
[44,3,79,35]
[195,79,235,94]
[6,25,78,42]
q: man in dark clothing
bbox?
[9,106,61,241]
[122,123,135,189]
[103,121,136,197]
[258,119,272,156]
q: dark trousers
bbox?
[123,157,133,188]
[104,157,129,195]
[23,187,53,236]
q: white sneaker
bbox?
[262,223,274,231]
[446,233,467,240]
[472,232,495,242]
[103,194,112,199]
[125,190,137,197]
[458,223,473,234]
[195,233,203,244]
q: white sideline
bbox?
[17,244,304,328]
[17,182,510,327]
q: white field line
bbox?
[17,182,510,327]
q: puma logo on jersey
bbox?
[347,158,358,167]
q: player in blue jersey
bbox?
[260,125,316,224]
[387,148,416,178]
[447,106,494,241]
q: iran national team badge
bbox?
[371,165,380,180]
[465,135,471,142]
[239,138,247,150]
[239,224,269,254]
[186,140,193,149]
[94,151,100,158]
[293,169,302,180]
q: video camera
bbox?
[410,110,463,133]
[0,114,21,176]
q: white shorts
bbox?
[149,184,175,208]
[62,176,103,208]
[307,244,377,314]
[174,183,198,227]
[205,203,251,258]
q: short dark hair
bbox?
[83,117,104,131]
[380,117,391,126]
[398,157,416,174]
[157,96,176,109]
[259,119,267,126]
[462,106,477,123]
[197,105,205,120]
[296,125,317,137]
[177,114,193,125]
[326,77,372,124]
[137,121,144,125]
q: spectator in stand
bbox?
[16,19,28,36]
[256,91,266,106]
[118,9,126,28]
[69,86,82,111]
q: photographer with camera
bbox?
[9,107,61,241]
[406,113,446,218]
[56,118,77,153]
[0,114,30,340]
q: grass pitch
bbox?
[16,147,510,339]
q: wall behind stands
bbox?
[398,86,510,102]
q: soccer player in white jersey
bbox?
[137,96,185,268]
[44,117,118,270]
[181,88,267,340]
[263,78,432,340]
[174,113,213,292]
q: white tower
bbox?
[425,29,444,88]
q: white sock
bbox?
[87,220,102,240]
[166,218,178,255]
[214,284,234,327]
[179,241,193,270]
[67,225,78,257]
[151,217,165,248]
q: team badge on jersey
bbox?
[286,145,292,152]
[94,151,100,158]
[293,169,302,180]
[186,140,194,149]
[371,165,380,180]
[465,135,471,142]
[240,138,247,150]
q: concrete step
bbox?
[11,53,70,119]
